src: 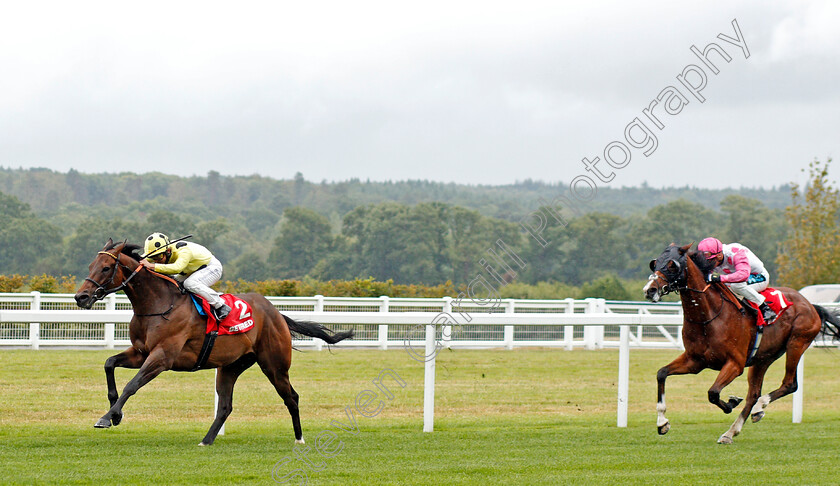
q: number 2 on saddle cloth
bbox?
[190,294,255,335]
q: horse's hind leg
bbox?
[199,354,257,446]
[261,366,304,444]
[656,353,703,435]
[718,362,770,445]
[752,337,811,420]
[101,347,145,426]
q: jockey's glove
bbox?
[707,274,721,283]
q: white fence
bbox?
[0,292,691,350]
[1,292,837,431]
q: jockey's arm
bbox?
[720,251,750,283]
[151,248,193,275]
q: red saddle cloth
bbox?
[199,294,255,335]
[745,288,792,327]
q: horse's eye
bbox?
[102,266,111,273]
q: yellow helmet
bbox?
[144,233,171,258]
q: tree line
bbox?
[1,161,836,298]
[0,189,786,289]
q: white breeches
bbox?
[726,271,769,306]
[177,257,224,308]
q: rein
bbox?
[133,272,183,319]
[678,283,725,325]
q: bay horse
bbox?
[74,239,353,446]
[643,243,840,444]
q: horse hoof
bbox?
[198,442,209,447]
[295,438,306,445]
[717,435,733,445]
[94,417,111,428]
[728,396,743,408]
[657,422,670,435]
[751,411,765,423]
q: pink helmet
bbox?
[697,237,723,259]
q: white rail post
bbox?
[378,296,389,350]
[617,325,630,427]
[215,369,224,435]
[584,298,605,350]
[441,297,452,349]
[104,293,116,349]
[793,351,805,423]
[423,322,436,432]
[564,298,575,351]
[313,295,324,351]
[504,299,515,350]
[29,291,40,350]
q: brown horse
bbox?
[643,243,840,444]
[74,239,353,446]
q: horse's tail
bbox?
[283,314,354,344]
[813,304,840,341]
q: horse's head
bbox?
[74,239,142,309]
[643,243,691,302]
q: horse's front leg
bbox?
[656,353,702,435]
[706,359,747,444]
[95,347,172,428]
[103,347,146,424]
[719,362,769,445]
[707,360,745,415]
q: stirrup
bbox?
[760,304,777,324]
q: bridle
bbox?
[84,251,143,302]
[649,256,724,325]
[647,258,685,298]
[83,249,180,319]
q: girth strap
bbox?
[191,330,218,372]
[191,308,221,372]
[745,327,764,367]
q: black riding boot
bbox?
[759,302,777,324]
[215,304,231,321]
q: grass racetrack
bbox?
[2,347,840,485]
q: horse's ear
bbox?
[649,259,656,272]
[678,243,692,255]
[102,238,114,250]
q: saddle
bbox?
[188,293,255,371]
[189,293,255,335]
[714,284,790,328]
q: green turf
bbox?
[1,347,840,485]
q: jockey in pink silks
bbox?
[697,237,777,324]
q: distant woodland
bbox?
[0,167,791,294]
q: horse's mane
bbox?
[103,240,144,262]
[687,249,717,276]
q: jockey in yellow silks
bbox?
[140,233,231,320]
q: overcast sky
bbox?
[0,1,837,189]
